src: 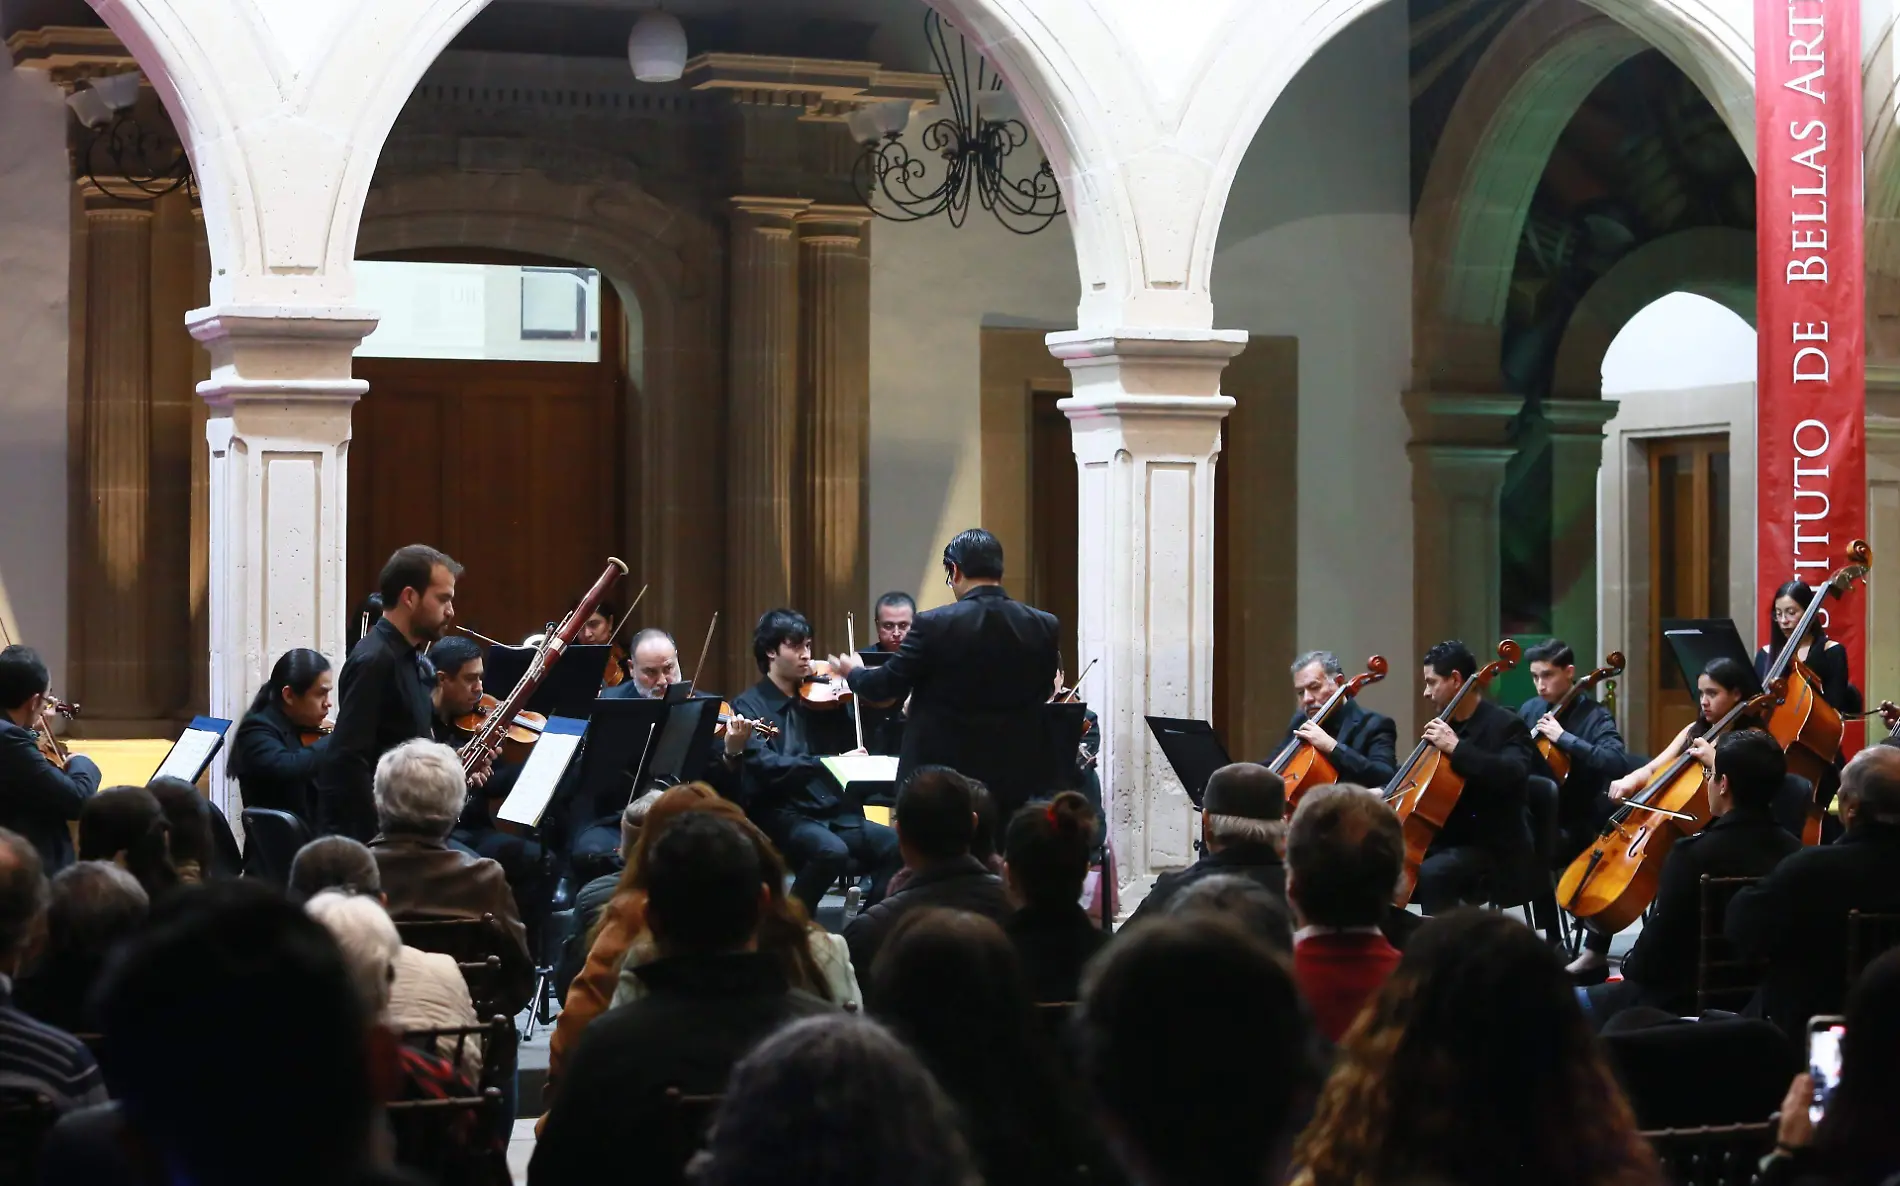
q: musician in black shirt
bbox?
[230,648,334,825]
[314,545,459,841]
[1411,640,1537,915]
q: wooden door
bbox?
[349,294,624,645]
[1029,390,1080,680]
[1645,435,1730,749]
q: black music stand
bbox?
[1145,716,1234,809]
[1661,619,1760,694]
[650,698,719,787]
[576,694,670,818]
[484,644,612,720]
[1042,701,1090,793]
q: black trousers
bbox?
[1414,844,1496,915]
[757,809,900,916]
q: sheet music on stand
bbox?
[499,716,587,828]
[151,716,231,785]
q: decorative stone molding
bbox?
[1047,327,1247,898]
[6,26,138,84]
[683,54,938,120]
[1544,398,1621,660]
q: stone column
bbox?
[188,305,377,817]
[1404,392,1524,653]
[796,206,872,645]
[188,209,212,715]
[147,192,201,724]
[725,197,808,677]
[75,199,156,729]
[1047,328,1248,901]
[1545,398,1619,662]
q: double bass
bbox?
[1383,640,1521,906]
[1759,541,1872,844]
[1536,651,1625,786]
[1558,680,1783,935]
[1267,655,1388,814]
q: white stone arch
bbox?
[1179,0,1753,337]
[357,168,724,633]
[1550,226,1755,399]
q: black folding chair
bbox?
[239,807,311,886]
[1848,910,1900,981]
[1643,1121,1776,1186]
[1695,875,1768,1014]
[399,1015,515,1094]
[384,1087,508,1186]
[660,1086,723,1176]
[395,915,514,1019]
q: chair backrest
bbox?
[400,1016,515,1094]
[1603,1017,1795,1130]
[239,807,312,887]
[661,1086,723,1175]
[1642,1121,1776,1186]
[1696,875,1768,1013]
[206,800,245,878]
[396,915,512,1017]
[1524,776,1561,865]
[384,1086,506,1185]
[1848,910,1900,981]
[0,1089,59,1184]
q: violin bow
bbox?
[847,613,866,753]
[604,584,647,653]
[687,612,719,695]
[1059,657,1098,703]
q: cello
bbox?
[1758,541,1872,844]
[1268,655,1388,814]
[1383,639,1521,906]
[1536,651,1625,786]
[1557,680,1783,935]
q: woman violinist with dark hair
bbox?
[229,648,334,825]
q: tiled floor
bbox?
[507,1118,537,1185]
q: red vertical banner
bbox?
[1755,0,1866,720]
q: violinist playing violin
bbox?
[230,648,334,826]
[733,608,899,916]
[1270,650,1397,786]
[578,596,633,688]
[316,545,460,842]
[1410,640,1538,915]
[0,644,100,874]
[597,628,682,700]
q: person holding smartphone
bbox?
[1758,949,1900,1185]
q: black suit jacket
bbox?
[845,585,1060,814]
[1620,805,1800,1010]
[844,854,1012,976]
[1726,820,1900,1034]
[0,719,99,874]
[530,952,835,1186]
[1429,698,1537,857]
[231,701,327,824]
[1269,701,1397,787]
[1124,843,1286,929]
[315,618,435,840]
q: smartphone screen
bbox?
[1808,1016,1846,1124]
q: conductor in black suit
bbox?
[830,529,1061,829]
[1267,650,1397,786]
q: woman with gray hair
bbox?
[368,740,534,1018]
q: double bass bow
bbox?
[1268,655,1388,814]
[1557,679,1784,935]
[1759,541,1872,844]
[1383,639,1520,906]
[1536,651,1625,786]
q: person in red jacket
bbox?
[1286,784,1405,1041]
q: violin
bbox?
[715,701,779,741]
[33,692,79,770]
[798,660,854,710]
[1383,639,1520,907]
[1558,680,1785,935]
[1760,541,1871,844]
[1269,656,1388,815]
[299,721,334,748]
[1536,651,1625,786]
[453,693,548,764]
[602,643,631,689]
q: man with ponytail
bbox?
[1001,791,1106,1002]
[231,648,334,825]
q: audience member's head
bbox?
[1201,763,1288,855]
[616,782,725,895]
[372,739,466,837]
[97,881,379,1186]
[895,766,979,868]
[1003,791,1096,912]
[43,859,147,967]
[968,780,1000,866]
[79,786,179,898]
[1711,729,1787,814]
[1077,915,1319,1186]
[1164,873,1293,953]
[1803,947,1900,1182]
[1295,909,1655,1186]
[146,776,216,881]
[1839,745,1900,829]
[304,890,402,1023]
[643,813,766,959]
[288,835,383,902]
[621,788,663,864]
[694,1014,982,1186]
[1286,784,1403,929]
[0,827,48,977]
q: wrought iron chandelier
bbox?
[847,11,1063,235]
[65,72,196,204]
